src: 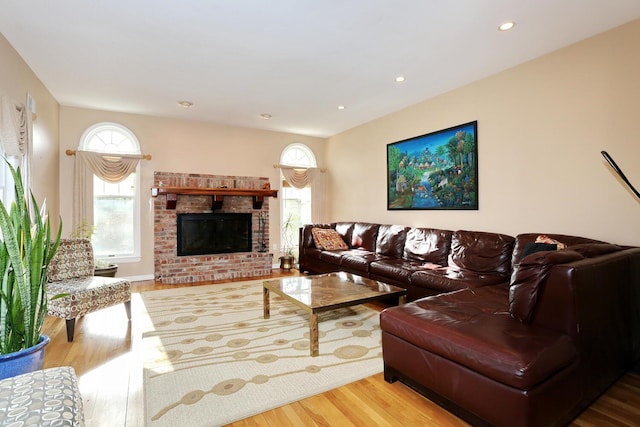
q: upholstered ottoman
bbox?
[0,367,84,426]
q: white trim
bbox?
[79,122,141,153]
[122,274,155,282]
[280,142,317,168]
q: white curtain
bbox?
[0,93,31,208]
[279,165,327,224]
[280,166,316,189]
[310,169,327,224]
[73,150,142,233]
[0,94,27,158]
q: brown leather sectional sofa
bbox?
[298,222,640,427]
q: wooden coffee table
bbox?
[262,272,406,357]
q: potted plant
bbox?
[279,212,296,271]
[0,162,62,379]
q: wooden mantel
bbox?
[151,186,278,210]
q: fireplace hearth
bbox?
[153,171,274,284]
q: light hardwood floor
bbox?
[41,270,640,426]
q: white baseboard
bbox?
[122,274,155,282]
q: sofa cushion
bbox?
[403,228,452,265]
[318,249,348,265]
[449,230,515,276]
[509,250,585,324]
[410,268,509,293]
[568,242,621,258]
[351,223,379,251]
[333,222,355,247]
[341,250,390,274]
[370,259,433,285]
[311,228,348,250]
[380,285,577,389]
[376,225,409,258]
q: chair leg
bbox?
[124,300,132,320]
[65,319,76,342]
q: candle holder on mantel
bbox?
[258,212,268,252]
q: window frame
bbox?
[279,143,317,257]
[79,122,142,263]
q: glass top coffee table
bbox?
[262,272,406,357]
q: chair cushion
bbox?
[47,276,131,319]
[47,238,94,281]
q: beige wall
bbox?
[0,33,59,227]
[326,19,640,246]
[59,107,326,279]
[6,17,640,281]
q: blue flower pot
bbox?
[0,335,50,380]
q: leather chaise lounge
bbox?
[299,222,640,426]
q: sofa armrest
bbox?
[531,248,640,368]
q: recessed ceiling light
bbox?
[395,76,406,83]
[337,105,346,110]
[178,101,193,108]
[498,21,515,31]
[260,113,272,120]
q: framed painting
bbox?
[387,121,478,210]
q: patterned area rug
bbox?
[141,280,383,427]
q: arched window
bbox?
[78,122,141,262]
[279,143,317,258]
[280,143,317,168]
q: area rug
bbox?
[140,279,383,427]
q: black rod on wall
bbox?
[601,150,640,200]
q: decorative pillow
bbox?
[535,235,567,249]
[311,228,348,251]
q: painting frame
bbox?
[387,121,478,210]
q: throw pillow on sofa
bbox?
[509,250,584,323]
[311,228,349,251]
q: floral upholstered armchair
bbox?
[46,238,131,342]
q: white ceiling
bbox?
[2,1,640,138]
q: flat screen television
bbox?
[177,212,252,256]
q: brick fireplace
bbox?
[153,171,274,284]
